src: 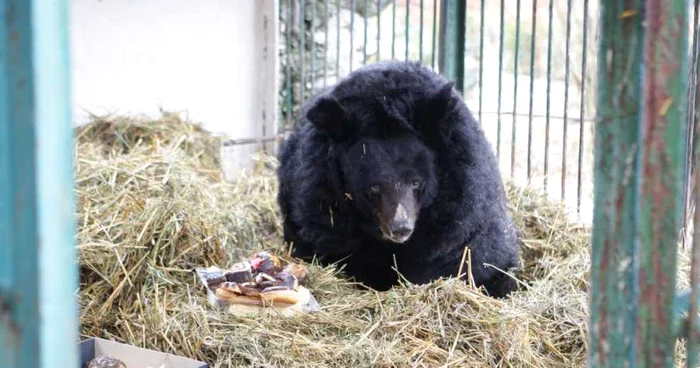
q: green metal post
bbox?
[689,2,700,365]
[0,0,78,366]
[589,0,645,366]
[637,0,688,365]
[438,0,465,92]
[590,0,689,366]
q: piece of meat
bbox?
[251,251,283,274]
[205,274,226,288]
[224,261,253,283]
[273,272,299,290]
[237,282,264,296]
[254,272,277,284]
[283,263,307,283]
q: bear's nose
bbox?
[389,221,414,238]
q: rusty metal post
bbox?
[588,1,646,364]
[590,0,690,367]
[637,1,688,366]
[589,0,689,367]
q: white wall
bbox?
[69,0,278,177]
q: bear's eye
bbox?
[370,185,380,194]
[411,180,421,188]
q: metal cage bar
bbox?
[477,0,484,125]
[431,0,437,69]
[300,0,307,105]
[419,0,424,63]
[363,0,368,64]
[589,0,690,366]
[377,0,382,61]
[543,0,553,191]
[350,0,355,71]
[527,0,537,182]
[510,0,521,178]
[496,0,504,159]
[438,0,465,93]
[588,1,646,362]
[561,0,572,201]
[577,0,589,215]
[311,0,317,91]
[404,0,410,61]
[0,0,78,366]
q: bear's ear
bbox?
[426,81,457,122]
[305,95,350,138]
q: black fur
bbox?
[277,61,521,298]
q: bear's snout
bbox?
[379,190,417,243]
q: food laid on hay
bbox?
[196,250,319,317]
[86,356,127,368]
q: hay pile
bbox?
[76,113,592,367]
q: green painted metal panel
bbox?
[0,0,77,366]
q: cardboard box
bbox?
[78,337,208,368]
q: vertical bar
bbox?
[0,2,39,366]
[496,0,504,159]
[363,0,368,64]
[590,0,690,366]
[324,0,329,89]
[350,0,355,71]
[34,0,78,364]
[463,0,467,69]
[405,0,410,61]
[510,0,521,178]
[638,0,688,364]
[310,0,316,93]
[478,0,485,124]
[527,0,537,182]
[0,0,77,366]
[336,0,341,79]
[683,0,700,239]
[0,0,7,352]
[285,0,293,126]
[377,0,382,61]
[431,0,438,69]
[589,1,646,365]
[561,0,572,201]
[438,0,465,92]
[544,0,553,191]
[577,0,589,215]
[419,0,424,64]
[392,0,396,59]
[300,0,307,105]
[688,5,700,359]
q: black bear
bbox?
[276,61,521,298]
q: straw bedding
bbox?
[74,113,686,367]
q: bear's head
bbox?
[303,77,455,244]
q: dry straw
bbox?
[74,112,690,367]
